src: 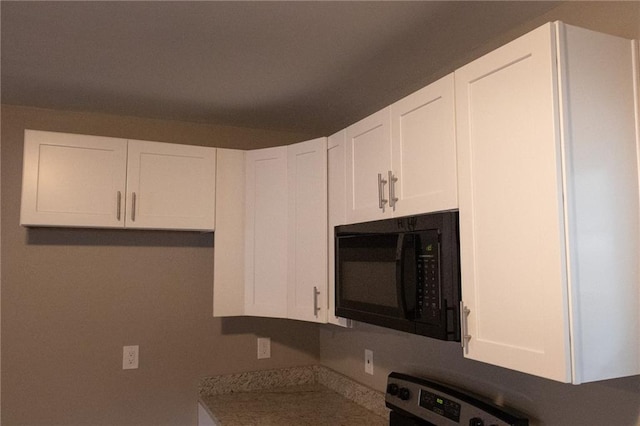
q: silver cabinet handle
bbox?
[377,173,388,210]
[131,192,137,222]
[313,286,321,317]
[388,170,398,209]
[116,191,122,221]
[460,301,471,349]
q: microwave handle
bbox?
[396,234,409,316]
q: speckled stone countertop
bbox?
[199,366,388,425]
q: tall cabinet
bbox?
[455,22,640,383]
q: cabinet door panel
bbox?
[391,74,457,216]
[244,147,288,318]
[346,108,392,223]
[126,140,216,231]
[287,138,327,322]
[456,23,571,382]
[20,130,127,228]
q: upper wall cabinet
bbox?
[20,130,216,231]
[456,22,639,384]
[243,138,328,322]
[345,74,457,224]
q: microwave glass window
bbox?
[341,261,398,307]
[338,234,399,308]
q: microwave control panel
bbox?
[416,230,440,324]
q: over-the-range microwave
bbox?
[335,211,461,341]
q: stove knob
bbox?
[469,418,484,426]
[386,383,399,396]
[398,387,411,401]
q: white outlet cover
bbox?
[365,349,373,375]
[123,345,139,370]
[257,337,271,359]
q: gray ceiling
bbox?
[1,1,562,136]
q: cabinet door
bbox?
[391,74,457,217]
[125,140,216,231]
[455,23,572,382]
[345,108,392,223]
[20,130,127,228]
[287,138,328,322]
[327,130,352,327]
[244,146,288,318]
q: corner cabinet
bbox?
[20,130,216,231]
[345,74,457,224]
[456,22,640,383]
[241,138,328,322]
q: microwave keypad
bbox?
[417,239,440,324]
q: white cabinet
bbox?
[455,22,640,383]
[21,130,128,228]
[390,74,457,217]
[125,140,216,230]
[241,138,328,321]
[345,74,457,224]
[346,108,392,223]
[20,130,216,231]
[287,138,328,323]
[244,146,289,318]
[327,130,351,327]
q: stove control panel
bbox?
[386,372,529,426]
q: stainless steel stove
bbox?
[386,372,529,426]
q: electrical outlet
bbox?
[123,345,139,370]
[257,337,271,359]
[365,349,373,375]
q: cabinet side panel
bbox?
[213,149,245,317]
[558,24,640,383]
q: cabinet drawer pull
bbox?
[388,170,398,209]
[378,173,388,210]
[116,191,122,221]
[131,192,137,222]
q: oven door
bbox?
[389,410,433,426]
[335,232,417,333]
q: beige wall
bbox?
[0,105,318,425]
[320,3,640,426]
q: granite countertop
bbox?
[199,366,388,426]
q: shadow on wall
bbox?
[24,226,214,247]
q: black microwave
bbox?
[335,211,460,341]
